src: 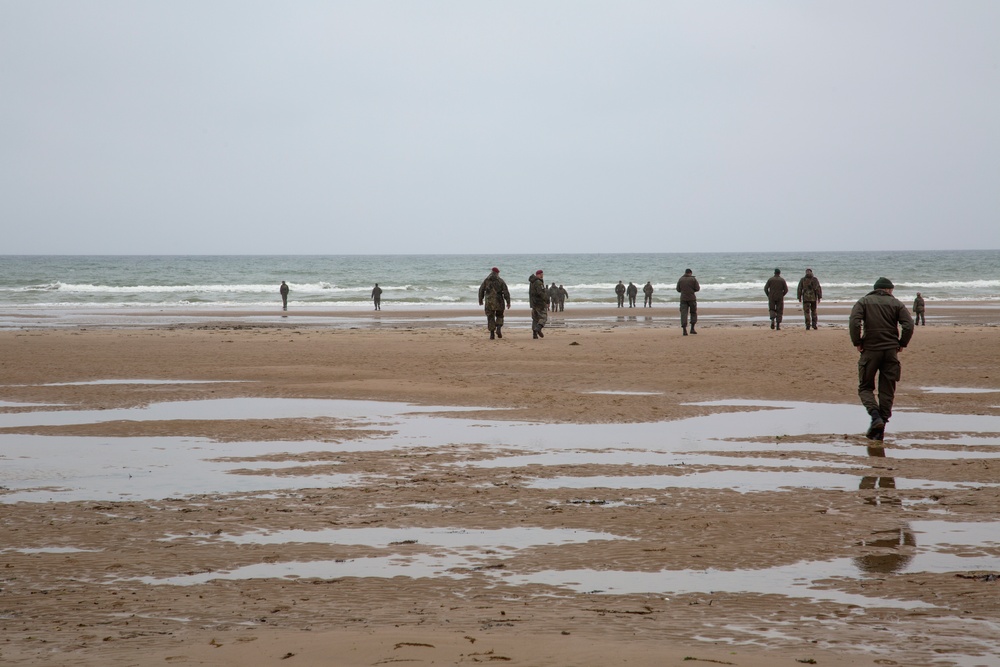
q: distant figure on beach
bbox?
[913,292,926,325]
[557,284,568,311]
[849,277,914,442]
[642,281,654,307]
[676,269,700,335]
[764,268,788,330]
[615,281,626,307]
[797,268,823,330]
[626,282,638,308]
[529,270,548,339]
[279,281,289,311]
[548,283,559,312]
[478,267,510,340]
[371,283,382,311]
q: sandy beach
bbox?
[2,304,999,666]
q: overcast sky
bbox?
[2,2,998,255]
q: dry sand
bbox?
[1,304,999,666]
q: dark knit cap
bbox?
[874,277,894,290]
[774,268,781,275]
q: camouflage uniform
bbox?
[626,282,638,308]
[615,281,626,307]
[912,294,925,325]
[371,284,382,311]
[764,271,788,329]
[478,270,511,339]
[849,279,914,439]
[557,285,568,311]
[797,270,822,330]
[642,282,653,307]
[279,281,289,310]
[548,283,559,311]
[675,271,700,334]
[529,272,548,338]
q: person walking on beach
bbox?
[797,268,823,330]
[557,284,568,311]
[548,283,559,312]
[478,267,511,340]
[371,283,382,311]
[764,268,788,330]
[615,281,626,307]
[626,282,638,308]
[849,277,914,441]
[643,281,654,307]
[279,281,289,311]
[913,292,926,325]
[676,269,700,335]
[529,270,548,339]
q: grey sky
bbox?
[2,1,998,254]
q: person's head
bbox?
[684,269,693,275]
[874,277,894,293]
[916,292,922,297]
[491,267,499,274]
[535,270,544,278]
[281,280,286,284]
[805,268,813,276]
[774,268,781,275]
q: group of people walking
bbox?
[763,268,823,330]
[281,268,924,446]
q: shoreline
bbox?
[3,299,999,329]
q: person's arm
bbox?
[849,301,865,350]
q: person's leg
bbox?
[689,302,698,333]
[876,349,901,422]
[775,299,783,329]
[495,310,505,338]
[810,301,818,329]
[858,349,885,438]
[680,302,689,333]
[486,310,497,338]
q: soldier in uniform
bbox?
[529,270,548,339]
[279,281,289,311]
[615,280,626,307]
[849,277,914,441]
[548,283,559,312]
[626,282,638,308]
[764,268,788,330]
[913,292,926,325]
[797,268,823,330]
[675,269,700,335]
[478,267,511,340]
[642,281,654,307]
[557,284,568,311]
[371,283,382,311]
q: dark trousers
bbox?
[802,301,817,327]
[914,311,925,325]
[768,298,784,323]
[680,300,697,328]
[644,295,652,307]
[858,347,901,421]
[486,309,505,332]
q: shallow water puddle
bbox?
[2,397,1000,502]
[131,527,623,586]
[0,434,362,503]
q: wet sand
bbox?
[1,305,999,666]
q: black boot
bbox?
[537,328,544,338]
[682,326,688,336]
[689,325,697,335]
[496,326,502,339]
[532,330,538,339]
[490,330,495,340]
[865,410,885,440]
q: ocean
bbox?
[0,250,997,311]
